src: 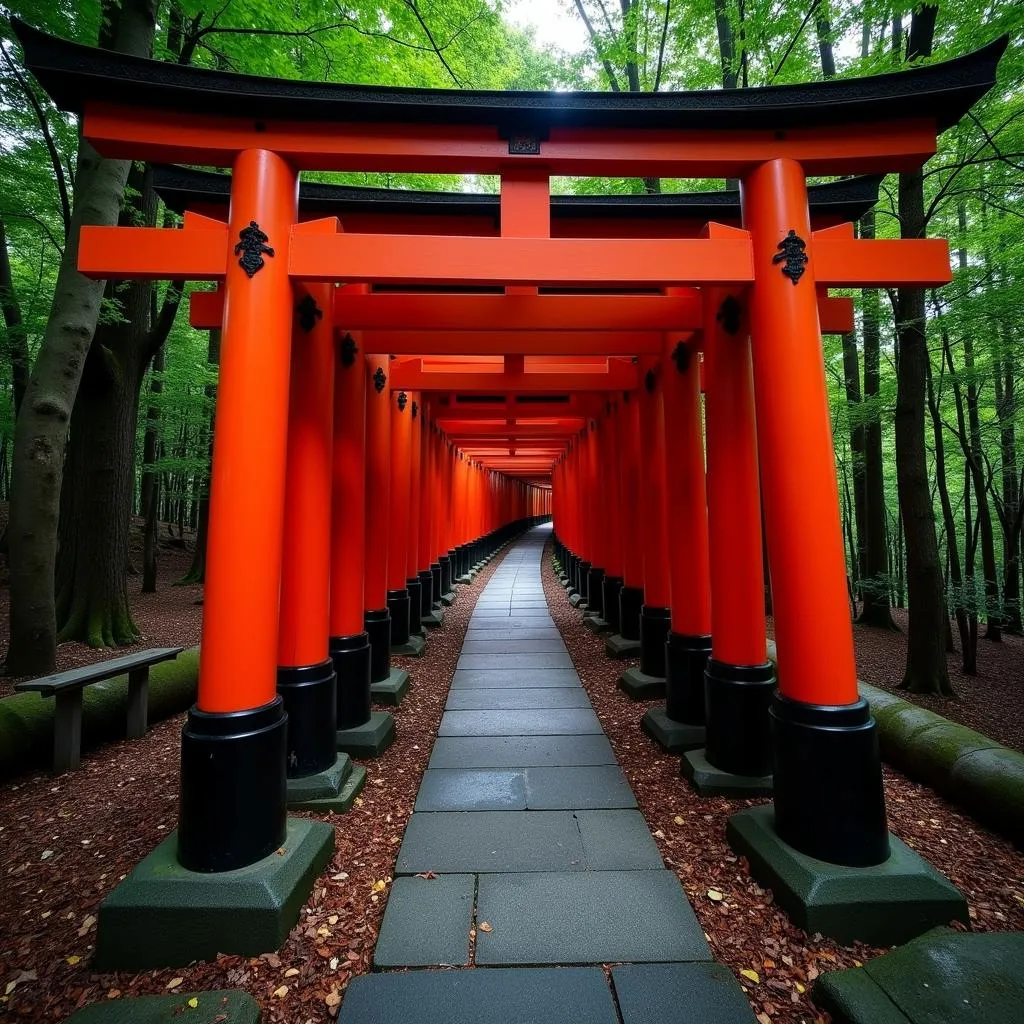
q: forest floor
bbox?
[0,536,1021,1024]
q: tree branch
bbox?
[402,0,462,86]
[573,0,623,90]
[653,0,672,91]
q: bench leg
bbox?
[53,691,83,774]
[127,668,150,740]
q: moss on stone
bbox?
[899,721,1000,791]
[948,747,1024,845]
[877,705,943,761]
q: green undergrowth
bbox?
[766,642,1024,846]
[0,647,199,780]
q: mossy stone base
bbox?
[456,574,473,585]
[392,634,426,658]
[727,805,968,945]
[605,634,641,660]
[681,748,772,797]
[371,668,412,706]
[94,818,334,971]
[287,754,367,813]
[569,593,584,608]
[814,927,1024,1024]
[64,990,260,1024]
[641,708,706,753]
[422,610,444,629]
[583,615,610,634]
[618,667,666,700]
[440,591,456,607]
[336,710,396,759]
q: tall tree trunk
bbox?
[5,0,159,673]
[994,326,1022,632]
[840,328,867,594]
[141,343,164,593]
[0,216,30,416]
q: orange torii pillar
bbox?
[563,435,585,599]
[739,159,888,865]
[619,362,672,698]
[275,281,338,789]
[178,150,297,872]
[583,414,609,621]
[428,423,446,604]
[642,330,715,752]
[436,437,456,600]
[387,389,424,655]
[568,427,593,607]
[681,288,775,795]
[417,405,442,628]
[404,393,426,639]
[600,399,626,636]
[607,393,644,656]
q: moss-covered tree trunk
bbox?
[140,344,164,593]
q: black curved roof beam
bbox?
[152,165,883,227]
[12,17,1005,135]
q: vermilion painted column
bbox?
[437,438,455,597]
[387,389,414,647]
[329,313,372,731]
[405,393,424,638]
[617,393,644,643]
[743,158,888,866]
[634,358,671,681]
[179,149,297,872]
[696,286,776,785]
[428,422,444,603]
[276,281,337,779]
[660,327,713,734]
[416,402,436,622]
[585,415,607,619]
[601,399,625,635]
[363,355,393,685]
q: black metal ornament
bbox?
[373,366,386,393]
[644,368,656,393]
[340,333,358,367]
[716,295,742,335]
[234,221,274,278]
[412,400,418,419]
[671,341,690,373]
[772,229,809,285]
[296,294,322,332]
[397,391,408,412]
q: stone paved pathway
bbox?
[340,525,756,1024]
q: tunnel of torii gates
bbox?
[15,16,1006,951]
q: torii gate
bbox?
[13,16,1006,967]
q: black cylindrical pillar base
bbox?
[330,631,372,730]
[619,585,643,641]
[587,567,605,617]
[704,659,776,777]
[771,693,890,866]
[430,562,443,604]
[664,632,712,724]
[364,608,392,683]
[576,560,592,603]
[406,577,423,632]
[178,697,287,873]
[418,569,434,617]
[439,555,453,595]
[277,660,336,777]
[566,553,577,587]
[639,605,671,677]
[602,576,623,634]
[387,588,411,645]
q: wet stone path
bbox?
[340,525,755,1024]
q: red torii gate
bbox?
[13,16,1006,967]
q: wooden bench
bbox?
[15,647,185,774]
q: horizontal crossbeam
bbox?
[390,363,637,393]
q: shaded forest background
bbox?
[0,0,1021,697]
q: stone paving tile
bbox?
[576,809,665,869]
[611,963,759,1024]
[467,617,555,630]
[475,870,713,964]
[438,709,603,736]
[373,875,475,968]
[338,968,619,1024]
[428,735,617,770]
[415,769,526,811]
[457,652,573,670]
[450,669,580,688]
[525,765,637,810]
[446,688,592,711]
[463,628,561,641]
[395,811,586,874]
[460,639,567,655]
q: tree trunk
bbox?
[141,343,164,592]
[840,328,867,594]
[994,327,1022,632]
[0,216,30,416]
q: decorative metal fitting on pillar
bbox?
[397,391,408,412]
[671,341,691,374]
[644,368,656,393]
[233,220,274,278]
[772,229,809,284]
[340,333,358,367]
[295,293,322,332]
[373,366,386,392]
[716,295,742,335]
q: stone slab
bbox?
[458,653,572,670]
[450,668,580,689]
[336,710,396,759]
[681,748,773,797]
[428,735,616,770]
[618,666,666,700]
[605,633,642,659]
[813,966,913,1024]
[460,639,568,655]
[395,811,585,874]
[475,870,712,964]
[727,805,969,945]
[569,593,584,607]
[576,809,665,870]
[464,628,561,641]
[288,764,366,813]
[612,963,758,1024]
[456,574,473,584]
[422,610,444,629]
[440,591,456,606]
[64,990,260,1024]
[286,752,353,802]
[338,968,618,1024]
[370,667,411,706]
[468,617,555,631]
[95,818,334,970]
[373,874,475,968]
[392,634,426,658]
[446,688,590,710]
[526,765,636,810]
[583,615,610,634]
[438,709,602,736]
[641,707,706,753]
[415,769,527,811]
